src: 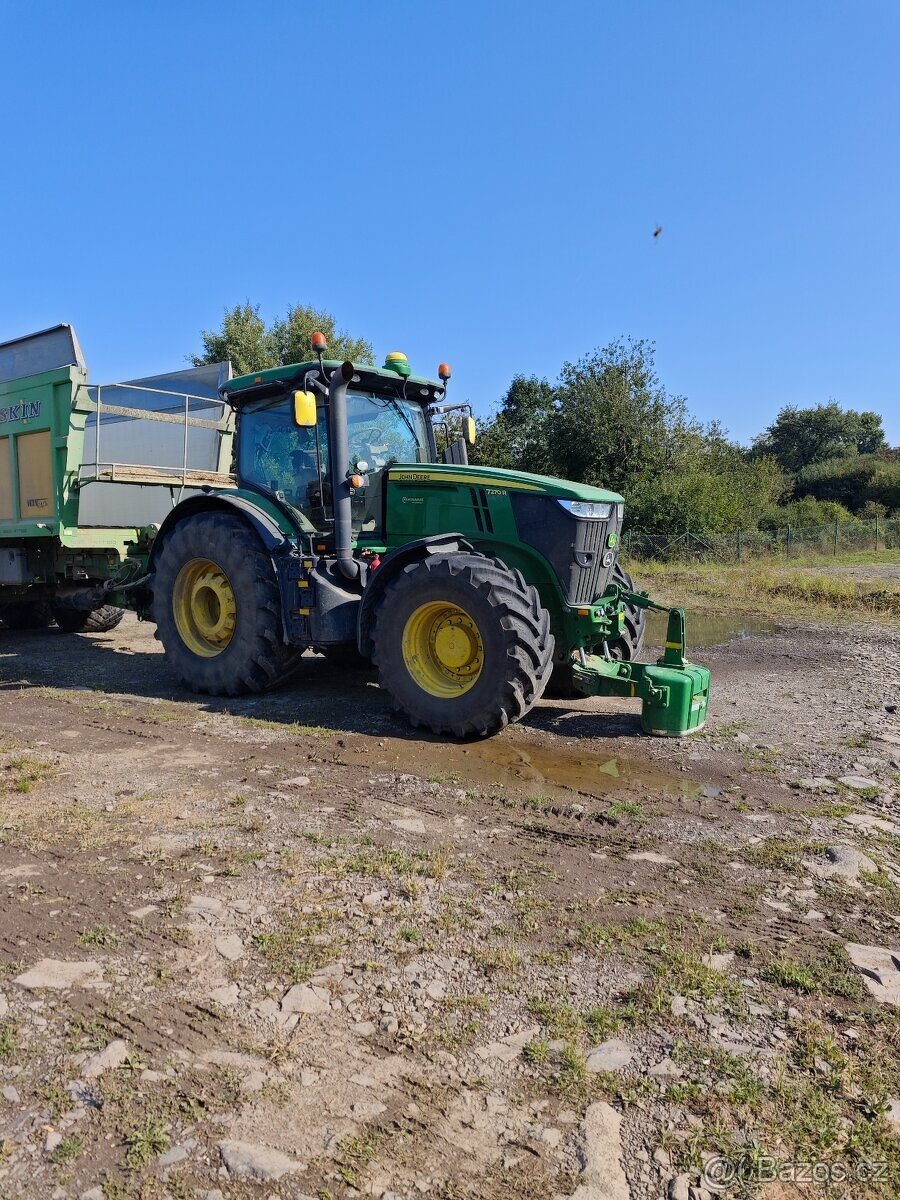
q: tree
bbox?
[548,338,699,500]
[471,375,557,474]
[192,302,374,375]
[753,402,886,472]
[270,303,373,367]
[191,303,277,376]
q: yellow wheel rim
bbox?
[172,558,237,658]
[402,601,484,698]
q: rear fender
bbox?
[148,493,293,569]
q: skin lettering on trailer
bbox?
[0,401,42,425]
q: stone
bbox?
[391,817,426,834]
[210,982,240,1007]
[625,851,678,865]
[670,995,688,1017]
[159,1145,189,1166]
[569,1101,630,1200]
[185,895,225,916]
[475,1026,540,1063]
[844,943,900,1006]
[2,1085,20,1102]
[669,1176,691,1200]
[0,992,7,1018]
[845,813,900,836]
[14,959,104,990]
[79,1190,105,1200]
[127,905,158,920]
[81,1039,129,1079]
[218,1139,306,1181]
[702,952,734,972]
[806,845,878,887]
[837,776,881,792]
[585,1038,633,1074]
[214,935,244,962]
[885,1098,900,1128]
[797,777,836,791]
[280,983,330,1015]
[282,776,311,787]
[46,1130,63,1153]
[352,1021,377,1037]
[648,1057,683,1080]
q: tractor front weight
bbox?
[571,604,710,737]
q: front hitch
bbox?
[571,602,710,737]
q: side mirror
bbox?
[293,390,317,427]
[464,416,477,446]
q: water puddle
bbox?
[646,610,781,649]
[448,736,698,800]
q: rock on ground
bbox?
[585,1038,633,1073]
[805,845,878,886]
[218,1139,306,1181]
[845,942,900,1006]
[81,1039,129,1078]
[567,1101,630,1200]
[14,959,104,990]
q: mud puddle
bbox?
[380,731,699,801]
[646,609,781,649]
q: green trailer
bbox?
[0,324,710,738]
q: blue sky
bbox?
[2,0,898,445]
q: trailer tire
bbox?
[152,511,300,696]
[1,601,53,630]
[545,563,647,698]
[53,605,125,634]
[372,552,554,738]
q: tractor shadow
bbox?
[0,624,647,742]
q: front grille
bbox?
[511,494,619,605]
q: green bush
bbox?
[793,453,900,514]
[759,496,857,530]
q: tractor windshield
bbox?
[237,390,430,534]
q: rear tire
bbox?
[152,511,301,695]
[372,553,554,738]
[545,562,646,698]
[53,605,125,634]
[1,601,53,630]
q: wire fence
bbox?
[622,518,900,563]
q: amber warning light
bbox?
[438,362,451,381]
[311,331,327,352]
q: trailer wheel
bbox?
[53,605,125,634]
[0,601,53,630]
[546,563,647,697]
[152,511,300,695]
[372,553,554,738]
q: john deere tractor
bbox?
[147,337,709,737]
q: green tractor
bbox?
[146,336,710,738]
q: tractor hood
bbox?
[386,463,624,504]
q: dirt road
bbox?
[0,614,897,1198]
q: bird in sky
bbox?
[653,225,663,239]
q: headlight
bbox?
[616,503,624,521]
[556,499,612,520]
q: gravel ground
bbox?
[0,613,897,1200]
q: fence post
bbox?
[736,528,742,562]
[833,518,839,556]
[874,515,878,551]
[786,525,791,559]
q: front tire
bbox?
[54,605,125,634]
[152,511,300,695]
[372,553,554,738]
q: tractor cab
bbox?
[221,346,468,539]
